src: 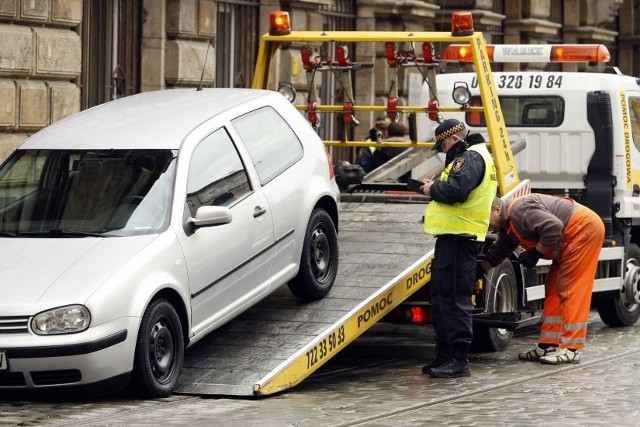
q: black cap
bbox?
[433,118,465,151]
[374,116,390,129]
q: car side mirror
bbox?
[191,205,232,228]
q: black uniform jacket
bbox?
[429,133,487,205]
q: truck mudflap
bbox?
[586,90,615,238]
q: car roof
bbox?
[21,88,272,150]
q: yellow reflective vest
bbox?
[423,144,497,242]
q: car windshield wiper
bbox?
[18,229,117,238]
[0,231,16,237]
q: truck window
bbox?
[630,97,640,152]
[466,96,564,127]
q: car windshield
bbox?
[0,149,176,237]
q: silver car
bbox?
[0,89,340,397]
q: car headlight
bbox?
[31,305,91,335]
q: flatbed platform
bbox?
[174,201,435,396]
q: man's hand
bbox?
[518,248,542,269]
[421,175,435,196]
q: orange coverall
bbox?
[508,200,605,350]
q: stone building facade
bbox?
[0,0,82,159]
[0,0,637,162]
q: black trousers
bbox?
[431,235,480,348]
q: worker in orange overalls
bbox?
[479,194,605,364]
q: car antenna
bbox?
[196,38,214,91]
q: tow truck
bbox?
[255,10,536,353]
[396,43,640,351]
[176,11,637,397]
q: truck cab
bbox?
[430,44,640,333]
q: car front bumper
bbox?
[0,316,139,390]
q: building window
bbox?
[215,1,259,88]
[81,0,141,108]
[318,1,357,162]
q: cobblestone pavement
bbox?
[1,311,639,426]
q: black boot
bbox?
[428,348,470,378]
[422,343,452,374]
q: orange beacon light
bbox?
[269,11,291,36]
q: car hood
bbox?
[0,235,158,304]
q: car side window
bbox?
[232,106,303,185]
[186,128,251,217]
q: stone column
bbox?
[141,0,167,91]
[613,0,637,76]
[563,0,620,73]
[355,0,438,139]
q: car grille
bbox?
[0,316,29,334]
[0,370,82,387]
[31,369,82,386]
[0,372,26,387]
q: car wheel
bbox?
[472,259,517,352]
[132,299,184,397]
[288,208,339,300]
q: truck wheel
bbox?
[472,259,517,352]
[288,208,339,300]
[131,299,184,397]
[595,243,640,326]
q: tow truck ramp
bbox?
[175,201,435,396]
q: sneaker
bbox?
[517,344,557,361]
[540,348,580,365]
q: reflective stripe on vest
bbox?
[424,144,497,242]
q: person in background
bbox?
[420,118,497,378]
[479,194,605,364]
[356,116,390,173]
[368,121,410,182]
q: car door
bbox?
[230,105,305,274]
[178,127,275,333]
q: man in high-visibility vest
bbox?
[479,194,605,364]
[420,118,497,378]
[355,116,389,172]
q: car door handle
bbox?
[253,206,267,218]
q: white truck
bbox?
[254,12,640,353]
[412,44,640,351]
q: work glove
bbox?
[518,248,542,269]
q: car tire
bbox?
[472,259,517,352]
[288,208,339,300]
[131,298,184,397]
